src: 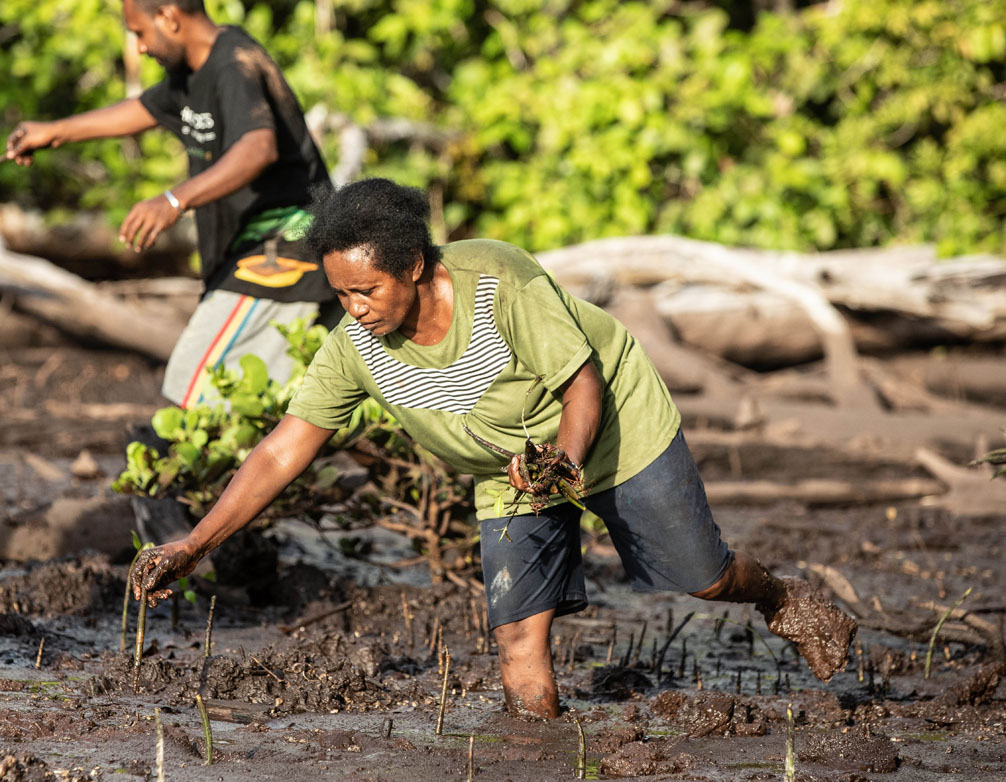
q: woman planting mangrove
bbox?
[131,177,857,719]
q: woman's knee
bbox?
[688,557,737,600]
[492,611,554,655]
[690,572,730,600]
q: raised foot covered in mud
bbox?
[759,576,857,683]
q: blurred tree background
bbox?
[1,0,1005,258]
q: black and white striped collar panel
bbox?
[344,275,512,414]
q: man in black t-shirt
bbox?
[6,0,340,408]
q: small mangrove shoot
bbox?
[155,707,165,782]
[204,595,217,659]
[785,702,796,782]
[121,539,153,651]
[576,719,586,779]
[195,693,213,765]
[132,586,148,692]
[925,586,973,679]
[435,646,451,736]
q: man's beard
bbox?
[153,44,188,74]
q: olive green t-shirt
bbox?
[286,239,680,519]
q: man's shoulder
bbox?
[216,26,265,52]
[441,239,545,286]
[209,26,277,72]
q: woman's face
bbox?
[323,245,422,337]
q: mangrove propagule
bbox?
[195,693,213,765]
[154,707,165,782]
[575,719,586,779]
[132,587,148,693]
[121,541,153,652]
[203,594,216,659]
[925,586,973,679]
[784,702,796,782]
[435,646,451,736]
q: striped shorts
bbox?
[162,289,342,409]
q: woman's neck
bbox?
[399,261,453,345]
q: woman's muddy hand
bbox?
[507,453,532,493]
[129,540,200,607]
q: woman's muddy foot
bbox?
[758,576,857,682]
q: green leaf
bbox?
[239,354,269,395]
[229,393,265,418]
[314,464,341,489]
[151,407,184,440]
[175,442,200,468]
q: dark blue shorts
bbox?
[479,428,732,629]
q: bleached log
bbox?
[679,395,1000,462]
[915,447,1006,517]
[602,287,751,395]
[651,284,823,368]
[886,354,1006,409]
[541,235,873,406]
[538,237,1006,329]
[538,236,1006,368]
[704,476,945,506]
[0,202,195,278]
[0,244,186,360]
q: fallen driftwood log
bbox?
[0,243,188,360]
[680,394,1002,462]
[887,353,1006,409]
[806,562,1004,656]
[0,202,195,280]
[602,287,752,395]
[914,447,1006,517]
[539,237,1006,370]
[553,236,874,407]
[704,477,945,506]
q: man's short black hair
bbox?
[133,0,206,15]
[307,178,442,279]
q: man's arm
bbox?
[130,414,333,605]
[118,126,278,252]
[5,98,158,165]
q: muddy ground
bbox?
[1,344,1004,781]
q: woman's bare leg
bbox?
[493,609,560,719]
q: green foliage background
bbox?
[2,0,1005,255]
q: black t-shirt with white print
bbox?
[140,27,334,302]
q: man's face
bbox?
[123,0,187,72]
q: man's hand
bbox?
[119,194,183,252]
[5,121,59,166]
[130,539,202,607]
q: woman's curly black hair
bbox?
[306,178,441,278]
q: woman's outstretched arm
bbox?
[130,414,334,605]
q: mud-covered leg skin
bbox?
[758,576,857,682]
[502,681,561,721]
[494,609,561,719]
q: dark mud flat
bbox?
[1,347,1005,780]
